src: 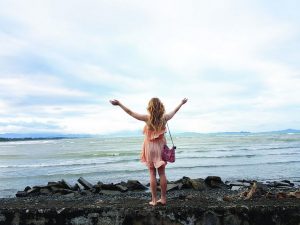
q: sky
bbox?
[0,0,300,135]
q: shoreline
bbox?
[1,176,300,199]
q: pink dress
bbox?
[140,125,167,168]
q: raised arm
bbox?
[165,98,188,121]
[110,99,148,122]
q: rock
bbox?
[224,214,241,225]
[27,187,40,194]
[32,185,47,189]
[39,188,51,195]
[256,182,269,193]
[0,214,6,222]
[47,181,60,186]
[205,176,224,188]
[228,182,250,191]
[174,177,206,190]
[115,184,128,192]
[178,176,193,189]
[280,180,293,185]
[92,183,128,192]
[223,195,233,202]
[56,208,65,214]
[71,183,81,191]
[78,177,93,190]
[166,183,182,191]
[53,192,62,196]
[100,190,121,195]
[16,191,28,197]
[53,188,74,195]
[60,179,73,190]
[63,192,75,197]
[237,179,256,184]
[24,186,31,192]
[50,186,62,192]
[267,181,293,188]
[97,181,104,185]
[201,211,220,225]
[79,190,92,196]
[93,184,102,192]
[126,180,147,191]
[100,183,119,191]
[190,178,206,190]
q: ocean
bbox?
[0,133,299,198]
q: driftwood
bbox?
[224,181,300,201]
[245,182,257,200]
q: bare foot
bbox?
[149,201,157,206]
[157,199,166,205]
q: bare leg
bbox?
[149,165,157,206]
[157,165,167,205]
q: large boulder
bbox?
[126,180,147,191]
[173,176,206,190]
[204,176,224,188]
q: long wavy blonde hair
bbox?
[147,97,165,131]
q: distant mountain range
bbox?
[0,129,299,140]
[179,129,300,136]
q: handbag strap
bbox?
[166,121,175,147]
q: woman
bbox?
[110,97,188,206]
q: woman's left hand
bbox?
[181,98,188,105]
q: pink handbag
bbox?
[162,122,176,163]
[162,144,176,162]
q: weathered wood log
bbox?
[287,190,300,199]
[243,182,268,200]
[245,182,257,200]
[78,177,93,190]
[276,192,287,199]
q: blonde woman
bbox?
[110,97,188,205]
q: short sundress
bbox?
[140,124,167,168]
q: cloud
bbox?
[0,0,299,134]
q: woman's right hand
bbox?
[110,99,120,106]
[181,98,188,105]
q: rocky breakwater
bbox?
[15,177,148,198]
[0,176,299,225]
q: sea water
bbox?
[0,133,299,198]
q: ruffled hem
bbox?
[141,159,167,168]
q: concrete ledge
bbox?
[0,197,299,225]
